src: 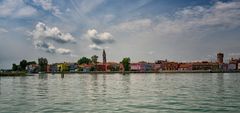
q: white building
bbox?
[228,63,236,70]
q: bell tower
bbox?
[103,49,106,64]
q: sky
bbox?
[0,0,240,69]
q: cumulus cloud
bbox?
[31,22,76,44]
[86,29,114,50]
[89,44,102,51]
[34,40,71,55]
[30,22,75,55]
[56,48,71,55]
[0,0,37,18]
[0,28,8,33]
[86,29,114,45]
[32,0,61,16]
[34,40,57,54]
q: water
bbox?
[0,73,240,113]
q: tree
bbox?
[121,57,131,71]
[78,57,91,65]
[27,61,37,65]
[12,64,18,71]
[20,59,28,71]
[38,57,48,72]
[91,55,98,64]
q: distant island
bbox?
[1,50,240,76]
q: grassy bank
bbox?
[50,70,240,74]
[0,72,27,76]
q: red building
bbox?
[178,63,192,70]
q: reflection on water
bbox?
[38,73,48,80]
[0,73,240,113]
[0,77,1,95]
[60,73,64,79]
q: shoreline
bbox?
[0,72,27,76]
[58,70,240,74]
[1,70,240,76]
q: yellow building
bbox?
[57,63,69,72]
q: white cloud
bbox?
[0,28,8,33]
[31,22,76,44]
[56,48,71,55]
[86,29,114,45]
[34,40,71,55]
[32,0,61,16]
[89,44,102,51]
[30,22,75,55]
[34,40,57,54]
[87,29,98,38]
[0,0,37,18]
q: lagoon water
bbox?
[0,73,240,113]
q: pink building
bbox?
[130,63,142,71]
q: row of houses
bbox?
[26,59,240,73]
[26,62,125,73]
[130,59,240,72]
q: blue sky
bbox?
[0,0,240,68]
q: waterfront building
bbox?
[228,58,240,70]
[153,64,162,72]
[119,63,125,72]
[154,60,179,71]
[130,62,154,72]
[78,64,92,72]
[47,65,51,73]
[162,62,179,70]
[192,61,219,70]
[178,63,192,71]
[228,63,237,70]
[106,62,121,71]
[57,63,69,72]
[154,60,168,71]
[130,63,141,71]
[26,64,39,73]
[217,52,224,64]
[49,64,58,73]
[96,63,107,71]
[69,63,78,72]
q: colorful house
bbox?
[57,63,69,72]
[130,62,154,72]
[130,63,141,71]
[78,64,92,72]
[26,64,39,73]
[192,61,219,70]
[106,62,121,71]
[96,63,107,71]
[50,64,58,73]
[178,63,192,70]
[162,62,179,70]
[69,63,78,72]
